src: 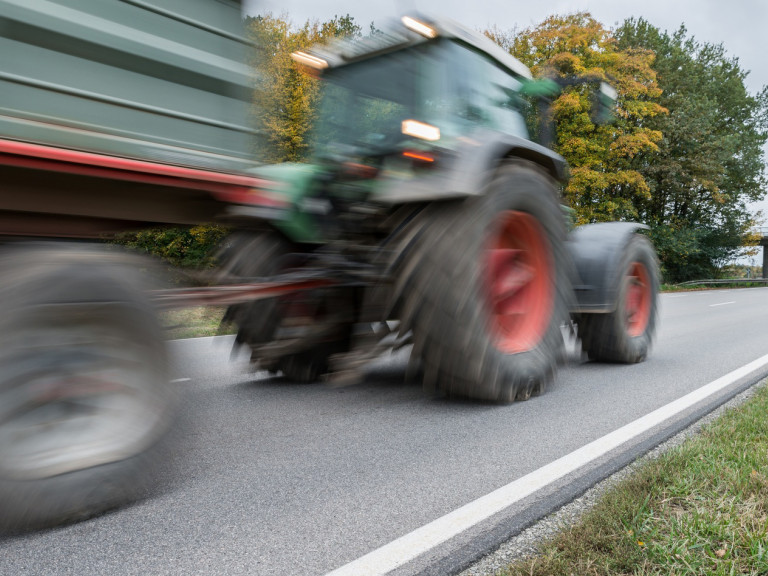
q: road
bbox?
[3,288,768,576]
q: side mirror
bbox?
[591,81,617,124]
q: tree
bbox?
[112,225,229,275]
[248,14,362,163]
[616,19,768,281]
[491,13,667,224]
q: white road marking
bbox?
[709,301,735,307]
[170,377,191,383]
[325,353,768,576]
[665,294,687,298]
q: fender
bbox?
[450,130,569,187]
[375,129,568,204]
[567,222,649,313]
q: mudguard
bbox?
[567,222,649,313]
[375,129,568,204]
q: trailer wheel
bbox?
[392,161,571,402]
[0,246,174,532]
[579,235,659,363]
[219,232,350,383]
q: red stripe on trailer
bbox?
[0,152,254,197]
[0,139,266,189]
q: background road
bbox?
[3,288,768,576]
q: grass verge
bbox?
[160,306,234,339]
[497,384,768,576]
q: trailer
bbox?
[0,0,268,531]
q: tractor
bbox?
[218,14,660,402]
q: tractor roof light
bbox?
[290,51,328,70]
[401,16,438,39]
[401,119,440,142]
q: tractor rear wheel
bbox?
[391,161,571,402]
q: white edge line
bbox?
[325,352,768,576]
[169,377,191,383]
[169,335,234,343]
[709,301,735,307]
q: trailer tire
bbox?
[392,160,571,402]
[579,235,659,363]
[0,246,174,533]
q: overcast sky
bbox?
[246,0,767,93]
[245,0,768,231]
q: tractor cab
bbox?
[299,17,534,182]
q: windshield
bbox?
[310,40,529,157]
[312,46,423,155]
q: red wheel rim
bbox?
[625,261,651,337]
[485,211,554,354]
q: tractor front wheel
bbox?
[578,234,659,363]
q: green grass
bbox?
[160,306,235,339]
[497,384,768,576]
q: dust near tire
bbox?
[218,232,352,383]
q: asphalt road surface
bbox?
[3,288,768,576]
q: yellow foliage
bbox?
[249,13,361,163]
[487,12,667,224]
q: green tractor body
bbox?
[224,15,659,396]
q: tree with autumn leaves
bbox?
[489,13,667,224]
[489,13,768,281]
[248,13,363,163]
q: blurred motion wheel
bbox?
[391,160,571,402]
[579,234,659,363]
[219,231,351,383]
[0,245,174,532]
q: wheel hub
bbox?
[625,261,651,337]
[485,211,554,354]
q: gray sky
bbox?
[246,0,767,93]
[245,0,768,233]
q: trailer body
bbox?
[0,0,255,236]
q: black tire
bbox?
[219,231,350,383]
[0,245,174,533]
[391,161,571,403]
[578,234,659,363]
[218,231,292,351]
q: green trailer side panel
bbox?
[0,0,254,173]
